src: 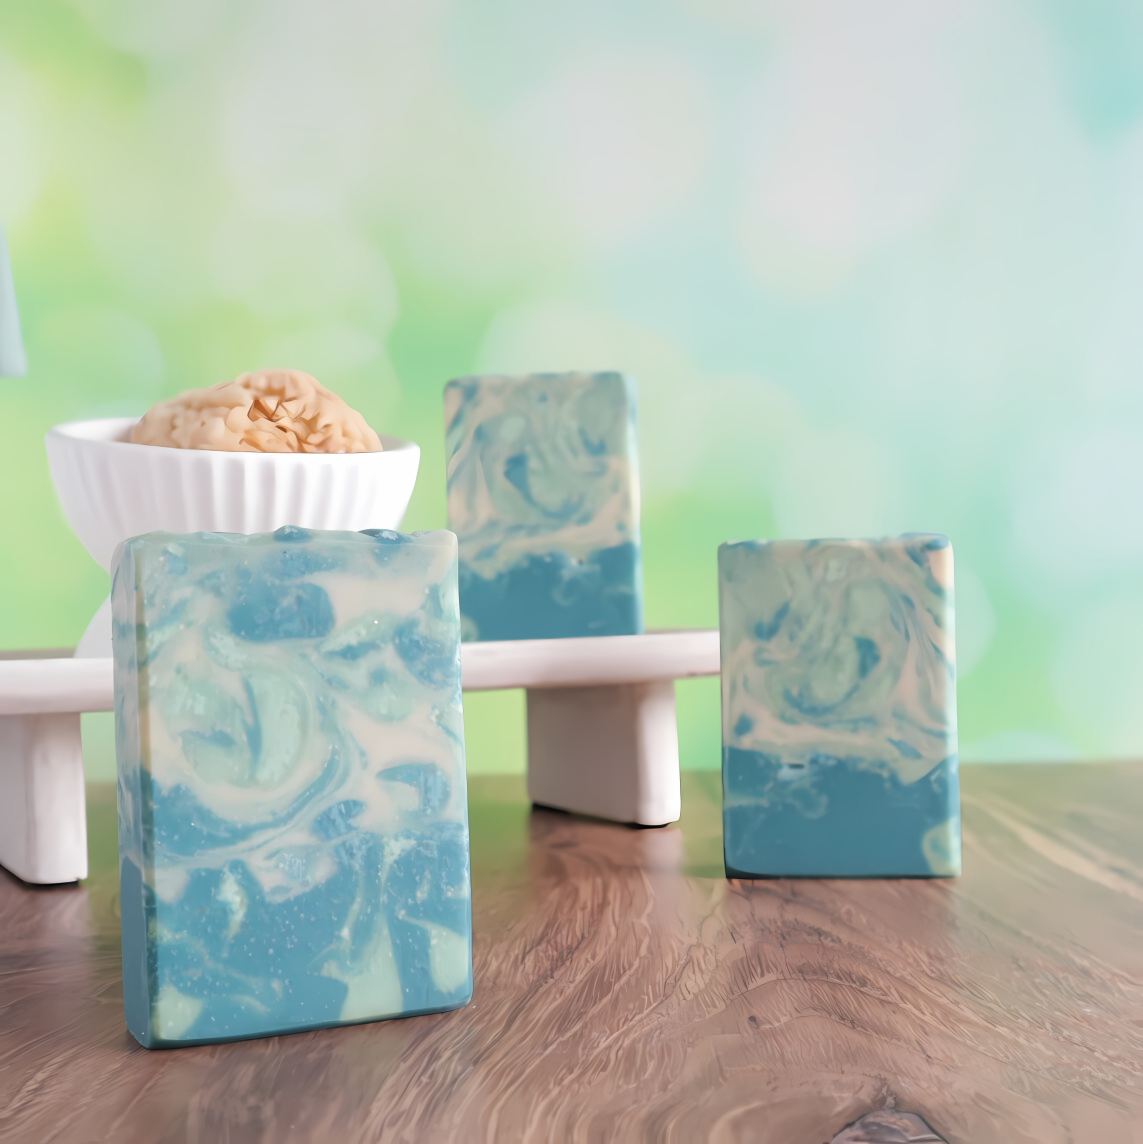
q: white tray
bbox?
[0,630,720,881]
[0,630,720,715]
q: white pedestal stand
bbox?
[0,650,113,884]
[0,629,720,882]
[0,712,87,884]
[462,630,720,827]
[527,682,680,825]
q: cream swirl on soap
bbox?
[719,536,957,785]
[444,371,639,575]
[131,369,383,454]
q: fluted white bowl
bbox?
[46,417,421,572]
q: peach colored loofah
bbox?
[130,369,383,453]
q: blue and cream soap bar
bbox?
[111,526,472,1048]
[444,371,644,640]
[718,535,960,878]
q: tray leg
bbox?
[0,713,88,884]
[526,681,682,826]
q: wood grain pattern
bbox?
[1,766,1141,1143]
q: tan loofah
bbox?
[130,369,383,453]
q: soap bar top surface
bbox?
[718,535,959,877]
[112,526,471,1047]
[444,371,643,640]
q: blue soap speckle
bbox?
[888,737,924,759]
[228,575,335,642]
[854,636,881,677]
[394,616,460,689]
[378,762,451,816]
[718,535,960,878]
[502,452,532,499]
[444,371,644,640]
[111,526,472,1047]
[753,600,789,641]
[274,525,314,543]
[325,639,380,661]
[197,569,226,595]
[180,727,237,751]
[312,799,367,839]
[162,548,188,576]
[262,546,343,580]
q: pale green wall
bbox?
[5,0,1143,777]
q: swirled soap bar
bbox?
[718,535,960,878]
[444,371,643,640]
[111,526,471,1048]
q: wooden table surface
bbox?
[2,765,1141,1143]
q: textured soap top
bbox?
[719,534,959,877]
[444,371,644,640]
[112,525,471,1046]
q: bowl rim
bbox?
[46,416,418,456]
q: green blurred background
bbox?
[3,0,1142,778]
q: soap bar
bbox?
[718,535,960,878]
[111,526,472,1048]
[444,371,643,640]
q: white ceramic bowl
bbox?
[46,417,421,573]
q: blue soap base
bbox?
[718,535,961,880]
[457,542,643,640]
[112,526,473,1048]
[444,371,645,641]
[723,750,960,879]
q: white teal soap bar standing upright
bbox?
[443,372,677,827]
[444,371,643,640]
[718,535,960,878]
[111,526,472,1048]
